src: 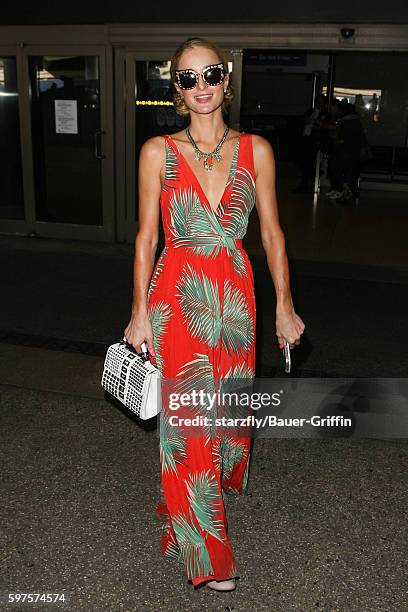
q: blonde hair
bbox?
[170,37,235,116]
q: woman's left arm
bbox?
[252,134,305,349]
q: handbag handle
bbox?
[122,336,150,361]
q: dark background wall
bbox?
[1,0,408,26]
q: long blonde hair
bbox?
[170,37,235,116]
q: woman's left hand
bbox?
[276,306,305,349]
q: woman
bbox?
[337,102,364,198]
[124,37,305,591]
[326,101,363,201]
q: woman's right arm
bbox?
[124,136,165,356]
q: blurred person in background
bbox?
[326,102,363,201]
[293,94,328,193]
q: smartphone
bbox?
[140,341,149,361]
[283,340,291,373]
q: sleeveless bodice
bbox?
[160,132,256,252]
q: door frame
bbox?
[0,43,116,241]
[115,45,243,243]
[0,45,28,236]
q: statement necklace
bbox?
[185,125,229,172]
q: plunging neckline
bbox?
[166,133,241,215]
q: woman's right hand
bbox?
[123,311,156,356]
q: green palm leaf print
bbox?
[169,186,246,262]
[231,249,247,277]
[225,362,255,380]
[211,437,222,473]
[186,469,226,543]
[218,362,255,409]
[223,201,248,238]
[242,455,250,493]
[221,280,254,355]
[147,300,173,373]
[230,166,257,213]
[147,248,168,300]
[158,498,183,561]
[227,136,240,182]
[172,508,214,578]
[223,165,257,238]
[162,141,179,192]
[219,363,254,390]
[164,540,182,562]
[221,436,248,482]
[159,409,187,475]
[174,353,217,441]
[169,187,204,237]
[176,353,216,397]
[169,187,232,257]
[176,263,222,347]
[195,208,241,255]
[177,266,254,355]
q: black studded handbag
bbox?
[101,337,162,420]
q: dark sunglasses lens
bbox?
[178,71,197,89]
[204,67,224,85]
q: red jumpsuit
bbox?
[147,132,257,586]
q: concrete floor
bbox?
[1,377,407,611]
[246,162,408,271]
[0,232,407,378]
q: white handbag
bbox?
[101,337,162,420]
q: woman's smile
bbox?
[194,93,213,103]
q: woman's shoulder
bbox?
[141,134,168,151]
[245,132,274,159]
[138,136,168,173]
[140,135,170,161]
[244,131,270,145]
[239,130,271,147]
[241,132,275,178]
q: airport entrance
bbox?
[1,24,408,248]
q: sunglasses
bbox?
[175,62,225,90]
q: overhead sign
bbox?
[245,52,307,66]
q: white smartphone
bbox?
[283,340,291,373]
[140,341,149,360]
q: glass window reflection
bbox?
[0,57,24,220]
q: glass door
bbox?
[0,45,115,241]
[0,54,25,222]
[241,50,330,158]
[330,51,408,185]
[122,51,188,242]
[120,50,238,242]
